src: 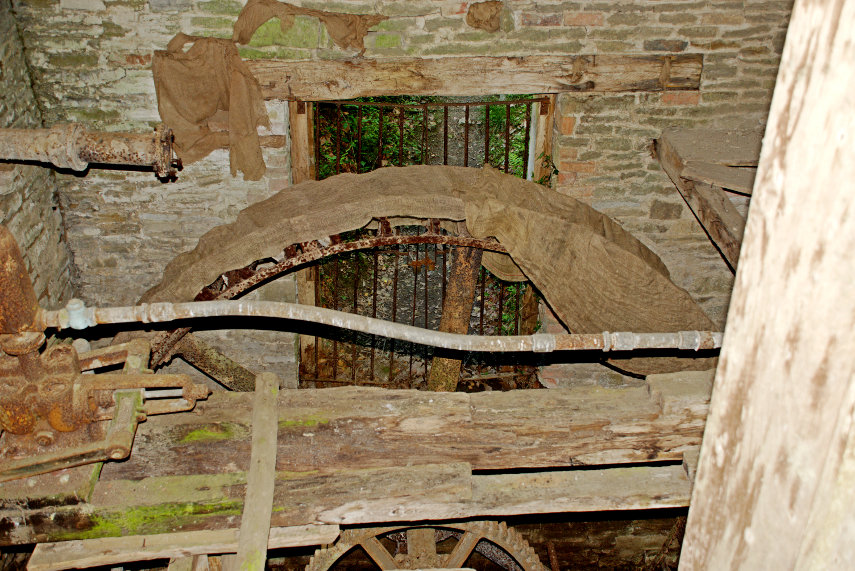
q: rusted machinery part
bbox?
[0,225,41,335]
[0,123,181,178]
[305,520,548,571]
[147,223,508,367]
[40,298,724,354]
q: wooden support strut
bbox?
[230,373,279,571]
[655,129,760,270]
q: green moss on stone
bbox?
[238,47,273,59]
[100,21,128,38]
[66,107,121,124]
[372,33,401,48]
[49,53,99,67]
[375,18,415,31]
[248,16,319,48]
[274,47,311,59]
[104,0,146,7]
[191,16,236,30]
[199,0,242,15]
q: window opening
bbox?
[301,96,548,391]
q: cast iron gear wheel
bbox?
[305,520,548,571]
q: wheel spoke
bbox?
[444,530,481,568]
[360,536,399,569]
[406,527,437,559]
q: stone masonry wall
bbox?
[9,0,791,386]
[0,0,72,309]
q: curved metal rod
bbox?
[43,299,723,354]
[149,231,507,366]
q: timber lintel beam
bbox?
[247,54,703,100]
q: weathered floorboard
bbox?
[97,375,711,480]
[248,55,703,100]
[1,373,711,544]
[27,525,340,571]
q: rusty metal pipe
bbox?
[0,123,180,178]
[41,299,723,354]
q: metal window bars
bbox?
[305,97,546,390]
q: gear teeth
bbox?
[305,520,547,571]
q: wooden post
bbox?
[680,0,855,567]
[532,95,556,186]
[289,101,318,384]
[427,246,483,392]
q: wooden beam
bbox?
[232,373,279,571]
[11,462,692,545]
[26,525,341,571]
[2,372,711,544]
[319,464,693,524]
[656,132,748,269]
[681,0,855,567]
[681,161,756,195]
[95,374,712,480]
[658,128,762,167]
[248,55,703,100]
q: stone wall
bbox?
[0,0,72,309]
[8,0,792,385]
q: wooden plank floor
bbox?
[0,371,712,545]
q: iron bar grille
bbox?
[304,96,546,390]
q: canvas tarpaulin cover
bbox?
[152,1,385,179]
[152,33,270,181]
[143,165,716,376]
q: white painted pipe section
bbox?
[40,299,723,353]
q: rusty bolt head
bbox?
[35,430,54,447]
[1,331,46,356]
[108,445,129,460]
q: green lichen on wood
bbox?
[181,422,247,443]
[278,414,329,429]
[55,500,243,541]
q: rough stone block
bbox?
[559,116,576,135]
[661,91,701,105]
[649,199,685,220]
[563,12,604,26]
[644,39,688,52]
[148,0,192,11]
[560,161,596,174]
[521,12,561,26]
[60,0,106,11]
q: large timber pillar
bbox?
[680,0,855,567]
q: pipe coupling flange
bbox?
[47,124,87,171]
[531,334,556,353]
